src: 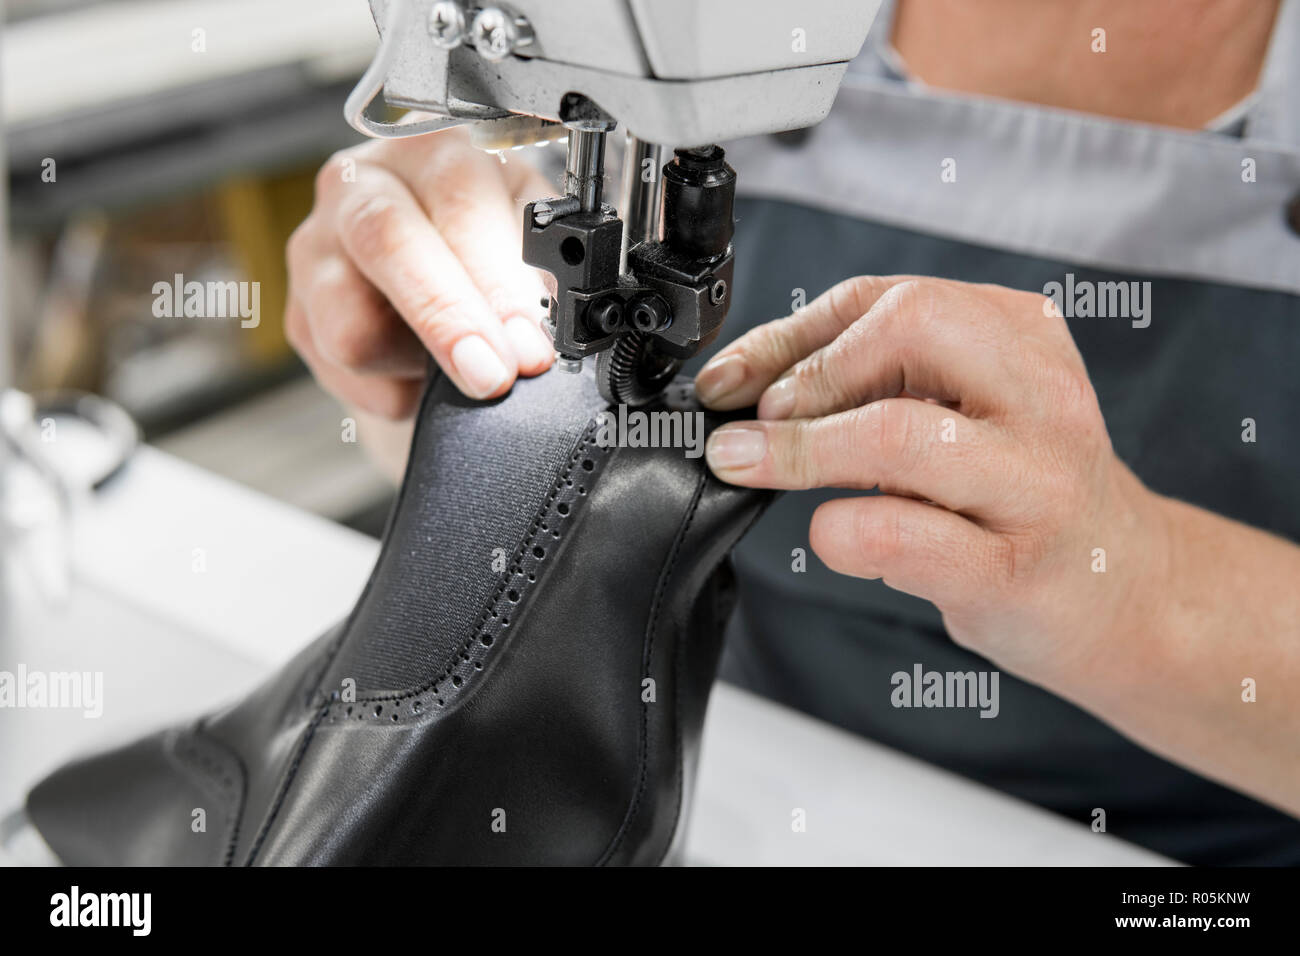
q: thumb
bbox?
[695,274,915,410]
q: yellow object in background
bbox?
[215,169,317,365]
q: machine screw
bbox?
[556,354,584,374]
[428,1,467,48]
[532,197,580,227]
[589,298,625,335]
[471,6,535,62]
[629,295,672,333]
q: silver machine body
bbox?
[349,0,880,402]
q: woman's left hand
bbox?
[694,275,1170,687]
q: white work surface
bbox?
[0,446,1171,866]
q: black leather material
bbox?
[27,368,772,865]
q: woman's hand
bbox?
[286,129,555,419]
[695,275,1169,687]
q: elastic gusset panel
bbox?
[321,422,615,719]
[325,369,608,693]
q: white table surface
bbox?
[0,445,1171,866]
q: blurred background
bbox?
[4,0,397,535]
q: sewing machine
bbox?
[347,0,879,403]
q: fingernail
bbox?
[706,424,767,470]
[695,353,747,406]
[758,376,797,420]
[451,335,511,398]
[504,315,554,369]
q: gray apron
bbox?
[698,0,1300,864]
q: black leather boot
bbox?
[26,368,772,865]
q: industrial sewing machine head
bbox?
[349,0,878,404]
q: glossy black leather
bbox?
[27,368,772,865]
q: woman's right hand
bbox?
[286,129,556,418]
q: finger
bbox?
[695,275,917,410]
[705,398,1017,519]
[334,166,518,399]
[375,126,556,203]
[286,298,423,420]
[756,279,1021,422]
[293,249,427,378]
[501,159,564,376]
[398,141,554,374]
[810,495,1006,608]
[501,314,555,376]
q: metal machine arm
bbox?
[347,0,878,403]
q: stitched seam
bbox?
[653,492,773,866]
[325,421,609,720]
[359,423,599,703]
[597,467,707,866]
[168,724,246,866]
[236,382,600,868]
[242,703,330,865]
[660,587,689,868]
[245,421,605,863]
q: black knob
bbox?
[588,297,625,335]
[662,146,736,262]
[629,294,672,333]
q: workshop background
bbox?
[4,0,396,534]
[1,0,1191,868]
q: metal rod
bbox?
[618,134,664,276]
[564,127,609,213]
